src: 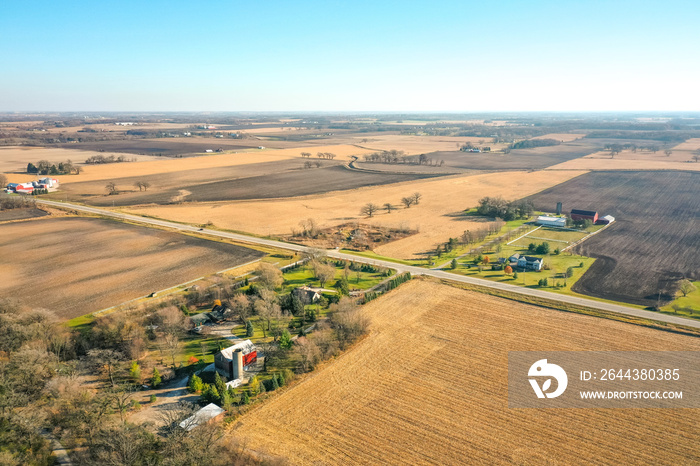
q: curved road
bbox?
[37,199,700,331]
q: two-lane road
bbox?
[37,199,700,330]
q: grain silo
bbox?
[233,348,244,379]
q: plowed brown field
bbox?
[233,280,700,465]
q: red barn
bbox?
[570,209,598,223]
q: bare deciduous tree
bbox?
[401,197,414,208]
[313,261,336,288]
[256,262,283,289]
[384,203,394,213]
[105,182,118,195]
[360,203,379,217]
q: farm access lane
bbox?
[36,199,700,331]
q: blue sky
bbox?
[2,0,699,111]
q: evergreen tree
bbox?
[242,391,250,405]
[279,330,293,350]
[214,372,226,395]
[278,371,286,387]
[291,293,305,314]
[27,162,38,173]
[271,375,280,391]
[450,259,457,270]
[245,319,255,337]
[227,385,236,401]
[334,277,350,296]
[152,368,162,388]
[187,374,204,393]
[202,384,220,404]
[221,388,232,410]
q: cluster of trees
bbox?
[509,138,560,150]
[0,294,259,465]
[133,180,152,191]
[361,151,445,167]
[0,193,35,210]
[360,192,422,217]
[459,141,491,152]
[528,242,551,255]
[476,196,534,221]
[85,154,135,164]
[302,160,323,169]
[27,159,81,175]
[300,152,336,160]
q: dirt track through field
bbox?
[232,280,700,465]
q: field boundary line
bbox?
[507,225,541,245]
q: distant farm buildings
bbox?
[214,340,257,380]
[598,215,615,225]
[293,286,321,304]
[536,215,567,228]
[5,177,59,194]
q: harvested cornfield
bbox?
[0,217,264,319]
[232,280,700,465]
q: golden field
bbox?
[547,154,700,171]
[350,134,508,154]
[3,144,372,184]
[127,170,586,259]
[232,279,700,465]
[0,146,160,174]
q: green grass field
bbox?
[283,262,393,291]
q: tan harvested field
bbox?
[3,144,372,185]
[128,170,586,259]
[547,155,700,171]
[671,137,700,152]
[581,148,696,163]
[531,133,586,142]
[232,280,700,465]
[0,146,160,174]
[351,134,507,155]
[0,217,264,320]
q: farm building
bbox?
[518,256,543,271]
[215,339,257,380]
[536,215,567,228]
[15,183,34,194]
[293,286,321,304]
[571,209,598,223]
[597,215,615,225]
[179,403,225,432]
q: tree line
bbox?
[361,192,422,217]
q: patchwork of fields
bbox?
[128,170,586,259]
[426,141,601,171]
[524,171,700,306]
[0,217,264,319]
[233,280,700,465]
